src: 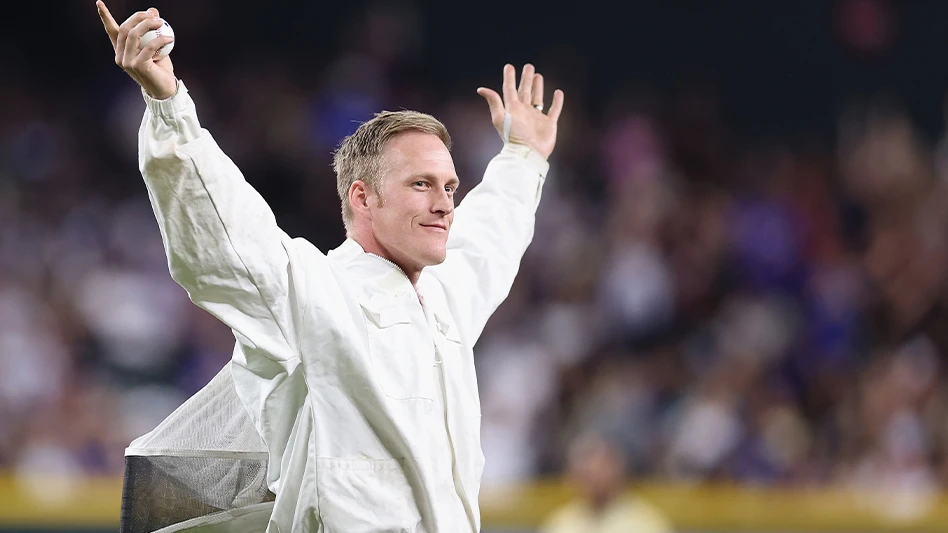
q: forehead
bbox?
[381,131,456,177]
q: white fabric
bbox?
[152,503,275,533]
[137,80,549,533]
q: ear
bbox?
[348,180,373,219]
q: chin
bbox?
[422,248,447,266]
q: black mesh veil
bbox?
[120,365,275,533]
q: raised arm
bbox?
[97,3,302,366]
[428,64,565,342]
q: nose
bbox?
[432,188,454,216]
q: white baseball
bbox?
[141,19,175,59]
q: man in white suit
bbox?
[98,3,565,532]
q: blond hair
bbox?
[333,110,452,232]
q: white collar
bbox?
[328,238,415,296]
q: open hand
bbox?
[97,1,177,100]
[477,64,565,160]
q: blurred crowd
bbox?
[5,1,948,512]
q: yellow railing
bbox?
[480,480,948,532]
[2,474,948,531]
[0,475,122,528]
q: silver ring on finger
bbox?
[533,103,544,112]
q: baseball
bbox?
[141,19,175,59]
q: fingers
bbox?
[476,87,505,125]
[96,1,120,47]
[532,74,544,108]
[116,8,158,65]
[137,34,174,63]
[517,64,535,104]
[547,89,565,123]
[122,16,165,68]
[501,64,517,107]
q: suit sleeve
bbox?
[138,80,305,369]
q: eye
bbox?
[413,181,429,189]
[445,185,456,193]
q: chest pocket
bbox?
[360,298,435,402]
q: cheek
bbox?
[387,206,418,236]
[375,210,402,239]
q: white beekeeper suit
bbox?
[121,81,549,533]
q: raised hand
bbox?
[97,1,177,100]
[477,64,565,160]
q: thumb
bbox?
[476,87,505,124]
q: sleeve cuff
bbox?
[501,143,550,178]
[142,79,190,118]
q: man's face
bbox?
[368,131,458,274]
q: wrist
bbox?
[144,79,179,101]
[503,134,552,160]
[142,80,189,118]
[501,143,550,177]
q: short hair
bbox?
[333,110,452,233]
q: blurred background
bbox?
[7,0,948,531]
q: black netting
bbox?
[120,455,274,533]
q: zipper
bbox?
[425,305,478,532]
[372,251,474,528]
[436,346,477,531]
[368,253,427,304]
[366,253,409,280]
